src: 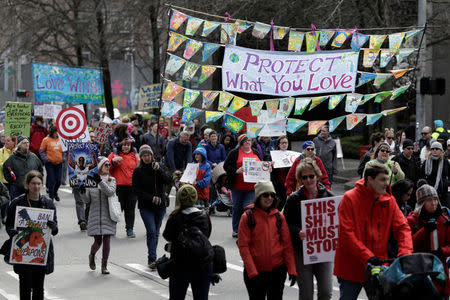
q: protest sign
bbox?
[258,119,287,137]
[43,104,62,120]
[34,105,44,116]
[180,163,199,184]
[138,83,162,110]
[222,45,359,96]
[93,116,113,144]
[32,63,104,104]
[10,206,54,266]
[257,110,286,124]
[301,196,342,265]
[67,142,98,188]
[243,158,271,183]
[5,102,31,137]
[270,150,300,168]
[56,105,90,151]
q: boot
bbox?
[101,259,110,274]
[89,254,96,270]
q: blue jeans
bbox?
[45,162,62,200]
[169,263,212,300]
[139,208,166,261]
[231,189,255,233]
[337,277,366,300]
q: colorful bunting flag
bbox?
[346,114,366,130]
[308,121,327,135]
[357,72,377,87]
[183,89,201,107]
[221,23,237,44]
[222,114,245,133]
[294,98,311,115]
[309,96,328,110]
[250,100,265,116]
[279,98,295,116]
[162,82,183,101]
[331,31,351,48]
[201,43,221,62]
[328,116,346,132]
[201,21,220,37]
[380,49,398,68]
[205,111,224,123]
[252,22,271,39]
[182,107,202,123]
[362,49,380,68]
[319,30,335,46]
[345,93,363,113]
[391,84,411,100]
[390,68,413,79]
[366,113,383,125]
[373,73,393,87]
[382,106,407,116]
[218,92,234,111]
[169,10,187,31]
[198,66,217,84]
[351,33,369,51]
[183,39,203,60]
[202,91,219,109]
[234,20,253,34]
[167,32,187,52]
[259,120,287,137]
[227,96,248,113]
[165,55,185,76]
[247,123,265,138]
[404,29,422,46]
[361,93,377,105]
[161,100,183,117]
[273,26,289,40]
[369,34,387,49]
[396,48,415,64]
[288,31,305,52]
[389,32,405,50]
[185,16,203,36]
[328,94,345,110]
[374,91,393,103]
[265,99,279,118]
[182,61,200,81]
[287,119,307,133]
[306,32,319,53]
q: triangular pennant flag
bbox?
[374,91,393,103]
[328,116,346,132]
[185,16,203,36]
[169,10,187,31]
[202,91,219,109]
[182,107,202,123]
[345,93,363,113]
[366,113,383,125]
[308,121,327,135]
[306,31,319,53]
[182,61,200,81]
[328,94,345,110]
[309,96,328,110]
[331,31,351,48]
[205,111,224,123]
[351,33,369,51]
[235,20,253,34]
[221,23,237,44]
[361,93,377,105]
[162,82,184,101]
[252,22,271,39]
[198,66,217,84]
[167,32,187,52]
[165,55,186,76]
[391,84,411,100]
[346,114,366,130]
[201,21,221,37]
[265,99,279,117]
[201,43,221,62]
[218,92,234,111]
[396,48,415,64]
[273,26,289,40]
[373,73,393,87]
[287,119,308,133]
[250,100,265,116]
[319,30,335,46]
[247,122,265,138]
[390,68,413,79]
[382,106,407,116]
[294,97,311,115]
[379,49,398,68]
[183,39,203,60]
[279,97,295,116]
[389,32,406,50]
[369,34,387,49]
[357,72,377,87]
[161,100,183,117]
[404,29,422,46]
[227,96,248,113]
[222,114,245,133]
[183,89,201,107]
[288,31,305,52]
[362,49,380,68]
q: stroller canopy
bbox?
[211,162,226,184]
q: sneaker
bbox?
[232,232,238,238]
[148,259,156,271]
[79,221,87,231]
[127,230,136,238]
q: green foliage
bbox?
[340,135,365,159]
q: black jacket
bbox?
[420,158,450,202]
[358,149,373,177]
[223,147,260,189]
[132,163,170,210]
[141,132,165,159]
[393,153,421,184]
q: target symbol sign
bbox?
[56,107,87,140]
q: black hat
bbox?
[402,139,414,149]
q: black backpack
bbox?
[246,208,283,240]
[174,223,214,266]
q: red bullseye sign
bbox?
[56,107,87,140]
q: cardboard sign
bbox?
[270,150,300,168]
[301,196,342,265]
[180,163,199,184]
[138,83,161,110]
[34,105,44,116]
[93,116,113,144]
[243,158,271,183]
[10,206,54,266]
[4,102,31,137]
[56,105,90,151]
[334,138,343,159]
[43,104,62,120]
[67,142,99,188]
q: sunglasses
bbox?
[261,192,276,198]
[301,174,316,180]
[421,132,429,135]
[386,137,394,140]
[431,148,441,150]
[104,164,110,167]
[405,147,414,150]
[379,148,390,153]
[305,148,315,151]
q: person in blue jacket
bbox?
[204,130,226,169]
[192,147,211,208]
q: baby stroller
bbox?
[210,162,232,216]
[365,253,446,300]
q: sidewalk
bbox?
[334,158,360,190]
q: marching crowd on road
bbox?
[0,113,450,300]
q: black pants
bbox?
[116,185,137,231]
[243,264,287,300]
[18,268,46,300]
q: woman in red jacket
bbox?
[108,138,138,238]
[238,180,297,300]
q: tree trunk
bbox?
[149,2,160,84]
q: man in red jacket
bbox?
[334,163,413,299]
[30,116,48,158]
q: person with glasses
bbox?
[271,136,292,209]
[238,180,297,299]
[384,128,396,152]
[285,141,331,197]
[357,132,385,177]
[363,142,404,186]
[419,126,432,152]
[284,158,334,300]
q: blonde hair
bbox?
[296,157,322,180]
[384,128,394,138]
[121,116,130,123]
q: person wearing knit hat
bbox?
[421,140,449,204]
[176,184,198,208]
[238,134,248,146]
[17,135,29,149]
[363,142,405,186]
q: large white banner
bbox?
[222,45,359,96]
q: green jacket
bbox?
[363,159,405,186]
[2,150,43,192]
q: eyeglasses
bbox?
[301,174,316,180]
[405,147,414,150]
[104,164,110,167]
[280,141,288,145]
[379,149,390,153]
[386,137,394,140]
[305,148,315,151]
[431,148,441,151]
[421,132,430,135]
[261,192,276,198]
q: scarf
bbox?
[425,155,443,191]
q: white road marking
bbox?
[58,188,72,194]
[7,271,66,300]
[129,280,169,299]
[0,288,19,300]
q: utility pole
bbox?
[415,0,427,141]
